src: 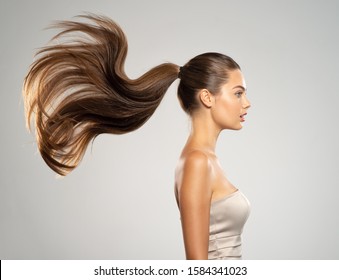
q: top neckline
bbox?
[211,189,240,205]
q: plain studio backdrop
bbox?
[1,0,338,259]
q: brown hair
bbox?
[23,14,240,175]
[178,53,240,114]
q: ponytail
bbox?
[23,14,179,176]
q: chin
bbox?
[223,125,243,131]
[232,122,243,130]
[221,122,243,131]
[233,124,244,130]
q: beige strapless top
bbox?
[208,190,250,260]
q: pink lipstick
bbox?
[240,113,247,122]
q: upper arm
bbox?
[177,151,212,260]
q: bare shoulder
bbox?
[176,150,212,180]
[176,150,213,203]
[183,150,211,169]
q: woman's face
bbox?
[211,69,251,130]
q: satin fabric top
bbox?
[208,190,250,260]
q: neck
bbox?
[186,113,221,154]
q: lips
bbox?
[240,113,247,122]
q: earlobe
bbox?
[199,89,213,108]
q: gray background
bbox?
[1,0,338,259]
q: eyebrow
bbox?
[232,85,247,91]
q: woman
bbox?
[175,65,251,259]
[23,14,251,259]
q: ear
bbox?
[199,89,214,108]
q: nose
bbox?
[242,95,251,109]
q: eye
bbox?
[235,91,243,98]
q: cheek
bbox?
[217,98,240,117]
[212,98,242,128]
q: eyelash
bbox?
[235,91,243,98]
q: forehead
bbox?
[226,69,246,88]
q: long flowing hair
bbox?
[23,14,179,175]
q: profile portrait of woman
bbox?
[23,14,251,260]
